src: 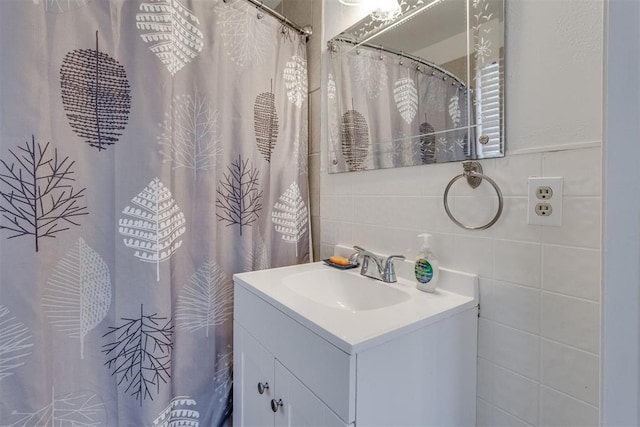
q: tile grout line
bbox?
[538,152,545,426]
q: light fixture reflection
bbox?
[371,0,402,22]
[338,0,363,6]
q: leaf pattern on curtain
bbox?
[419,121,436,164]
[118,178,186,282]
[449,95,461,127]
[60,31,131,151]
[175,260,233,337]
[213,349,232,400]
[243,232,270,272]
[2,389,106,426]
[0,305,33,382]
[349,51,388,99]
[216,0,274,68]
[103,305,173,404]
[340,109,369,171]
[456,137,467,158]
[158,92,222,179]
[272,182,308,257]
[136,0,204,76]
[427,79,447,113]
[283,55,308,108]
[150,396,199,427]
[42,0,91,13]
[42,238,111,360]
[293,119,308,176]
[0,136,88,252]
[215,156,263,236]
[253,86,279,163]
[394,76,418,124]
[391,130,420,168]
[327,73,336,100]
[327,73,341,168]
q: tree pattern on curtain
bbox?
[0,1,309,426]
[0,137,88,251]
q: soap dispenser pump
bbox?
[414,233,439,293]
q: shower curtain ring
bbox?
[399,51,404,65]
[257,1,264,19]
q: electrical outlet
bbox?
[527,177,563,226]
[535,203,552,216]
[536,186,553,200]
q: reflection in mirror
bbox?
[326,0,504,173]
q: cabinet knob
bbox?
[270,398,283,413]
[257,382,269,394]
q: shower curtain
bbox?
[0,0,309,425]
[327,40,469,172]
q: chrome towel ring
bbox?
[443,161,504,230]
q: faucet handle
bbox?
[383,255,406,283]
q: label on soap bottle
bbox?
[415,258,434,283]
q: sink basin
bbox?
[284,268,411,311]
[234,248,478,353]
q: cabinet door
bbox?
[274,361,348,427]
[233,323,274,427]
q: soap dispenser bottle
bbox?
[414,233,439,293]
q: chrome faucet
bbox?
[350,246,406,283]
[348,245,366,265]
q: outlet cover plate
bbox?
[527,177,563,226]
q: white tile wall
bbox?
[492,197,542,243]
[493,324,539,380]
[540,197,601,249]
[543,148,601,197]
[477,398,494,427]
[488,281,541,334]
[542,244,600,301]
[541,291,600,354]
[319,0,603,425]
[494,240,541,289]
[540,339,600,406]
[493,366,539,425]
[477,318,493,360]
[493,407,533,427]
[318,147,602,427]
[540,386,599,427]
[477,357,493,401]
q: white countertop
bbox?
[234,253,478,354]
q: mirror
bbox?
[326,0,504,173]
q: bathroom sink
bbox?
[283,269,411,311]
[233,246,478,353]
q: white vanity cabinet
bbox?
[233,261,478,427]
[234,323,348,427]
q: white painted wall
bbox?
[413,31,467,67]
[320,0,603,425]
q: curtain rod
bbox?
[224,0,313,39]
[330,38,466,88]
